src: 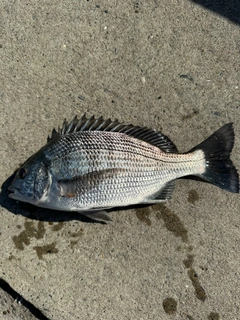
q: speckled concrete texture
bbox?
[0,1,239,319]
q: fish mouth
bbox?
[8,186,21,200]
[8,183,37,203]
[8,182,24,201]
[8,184,15,194]
[8,187,34,203]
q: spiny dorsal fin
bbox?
[48,115,178,153]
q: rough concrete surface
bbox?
[0,1,239,319]
[0,286,35,320]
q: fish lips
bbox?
[8,180,23,200]
[8,187,22,201]
[8,181,34,203]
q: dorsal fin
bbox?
[48,115,178,153]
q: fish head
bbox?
[8,154,51,205]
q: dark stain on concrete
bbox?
[51,222,64,231]
[12,220,45,250]
[33,242,58,260]
[135,207,152,225]
[34,221,45,239]
[188,189,199,204]
[183,254,195,268]
[183,254,207,302]
[154,204,189,243]
[12,221,33,250]
[188,269,206,301]
[208,312,220,320]
[146,204,208,306]
[162,297,177,314]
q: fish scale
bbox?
[8,115,239,221]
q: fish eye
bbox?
[18,168,27,179]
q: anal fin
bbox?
[78,210,112,222]
[143,180,176,204]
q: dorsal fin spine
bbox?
[49,115,178,153]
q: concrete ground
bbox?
[0,1,239,319]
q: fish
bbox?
[8,115,239,221]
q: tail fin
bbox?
[190,123,239,193]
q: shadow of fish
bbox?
[8,115,239,221]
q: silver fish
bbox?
[8,115,239,221]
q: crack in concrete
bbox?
[0,278,50,320]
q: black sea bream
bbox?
[9,115,239,221]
